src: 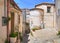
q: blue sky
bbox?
[14,0,54,9]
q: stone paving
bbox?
[28,28,58,43]
[23,33,29,43]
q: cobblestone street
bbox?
[28,29,58,43]
[23,33,29,43]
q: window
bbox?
[47,7,51,13]
[2,17,7,26]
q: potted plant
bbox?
[32,28,35,31]
[10,32,18,43]
[32,28,38,32]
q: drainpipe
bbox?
[7,0,10,42]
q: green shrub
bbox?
[15,32,18,36]
[57,31,60,35]
[5,39,9,43]
[10,32,18,37]
[19,32,23,41]
[32,28,38,31]
[32,29,35,31]
[30,31,33,36]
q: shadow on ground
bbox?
[23,33,30,43]
[22,29,30,43]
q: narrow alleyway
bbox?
[1,0,60,43]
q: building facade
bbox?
[0,0,22,43]
[30,8,44,29]
[35,3,56,29]
[0,0,7,43]
[55,0,60,31]
[9,0,22,33]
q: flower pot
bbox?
[10,37,17,43]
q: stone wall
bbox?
[0,0,7,43]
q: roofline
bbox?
[35,2,55,7]
[10,0,22,12]
[30,8,44,11]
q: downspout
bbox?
[7,0,10,42]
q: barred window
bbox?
[2,17,7,26]
[47,7,51,13]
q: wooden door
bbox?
[11,12,14,33]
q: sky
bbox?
[14,0,54,9]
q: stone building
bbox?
[0,0,7,43]
[0,0,22,43]
[35,3,56,29]
[55,0,60,31]
[9,0,22,33]
[30,8,44,29]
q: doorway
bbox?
[11,12,15,33]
